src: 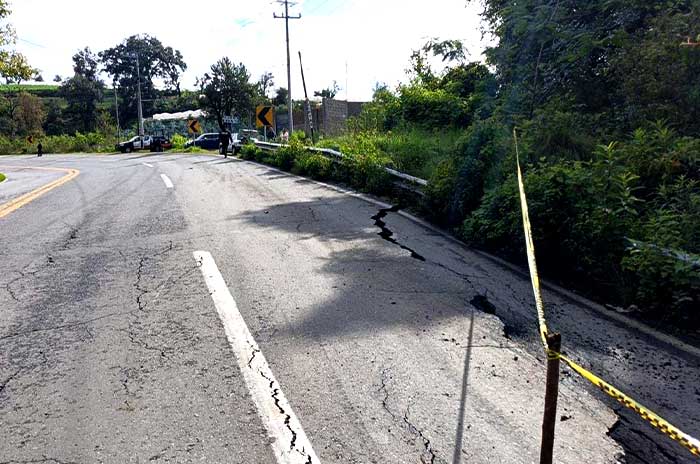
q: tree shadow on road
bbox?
[232,196,488,341]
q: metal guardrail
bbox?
[626,238,700,269]
[253,140,429,189]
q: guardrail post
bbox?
[540,332,561,464]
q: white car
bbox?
[116,136,152,153]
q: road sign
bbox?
[26,135,33,144]
[256,106,274,128]
[223,115,239,124]
[187,119,201,134]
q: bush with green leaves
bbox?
[0,136,25,155]
[171,133,188,150]
[463,125,700,327]
[399,85,470,128]
[329,132,393,194]
[274,138,305,171]
[293,152,332,180]
[240,142,260,160]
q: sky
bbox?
[9,0,493,101]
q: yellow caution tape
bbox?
[514,132,549,350]
[513,129,700,458]
[559,353,700,456]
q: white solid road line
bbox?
[194,251,321,464]
[160,173,174,189]
[142,162,154,168]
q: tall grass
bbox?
[319,128,462,179]
[0,132,118,155]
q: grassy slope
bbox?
[0,84,60,92]
[320,128,462,179]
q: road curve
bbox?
[0,153,697,464]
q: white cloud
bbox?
[9,0,492,100]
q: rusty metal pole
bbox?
[540,332,561,464]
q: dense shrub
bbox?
[463,127,700,326]
[171,134,188,150]
[424,158,458,224]
[274,138,305,171]
[399,86,470,128]
[293,152,332,179]
[0,131,117,154]
[240,143,261,160]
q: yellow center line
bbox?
[0,166,80,219]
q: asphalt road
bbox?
[0,153,697,464]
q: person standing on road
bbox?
[37,142,43,157]
[219,130,231,158]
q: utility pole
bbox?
[113,82,121,142]
[135,53,144,137]
[298,51,315,143]
[274,1,301,134]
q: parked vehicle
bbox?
[226,130,259,154]
[185,133,220,150]
[116,136,152,153]
[150,136,172,152]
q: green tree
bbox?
[60,47,105,133]
[273,87,288,106]
[470,0,700,130]
[13,92,45,135]
[99,34,187,122]
[0,1,36,85]
[314,81,341,99]
[198,57,255,130]
[256,72,275,102]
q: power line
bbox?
[17,37,46,48]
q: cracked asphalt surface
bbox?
[0,153,698,464]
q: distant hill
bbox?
[0,84,61,93]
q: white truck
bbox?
[116,136,152,153]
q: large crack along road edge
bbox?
[372,206,426,261]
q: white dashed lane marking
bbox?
[160,173,174,189]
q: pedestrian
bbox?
[37,142,43,157]
[282,129,289,143]
[219,129,231,157]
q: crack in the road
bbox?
[0,311,132,343]
[123,328,168,358]
[0,458,80,464]
[608,411,680,464]
[247,348,261,369]
[119,367,137,412]
[133,242,176,313]
[370,206,480,290]
[135,257,148,312]
[59,228,79,251]
[0,368,24,396]
[258,370,312,462]
[372,206,426,261]
[403,404,439,464]
[378,368,442,464]
[379,367,401,423]
[4,266,41,303]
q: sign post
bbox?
[187,119,201,147]
[256,106,275,142]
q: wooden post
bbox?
[540,332,562,464]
